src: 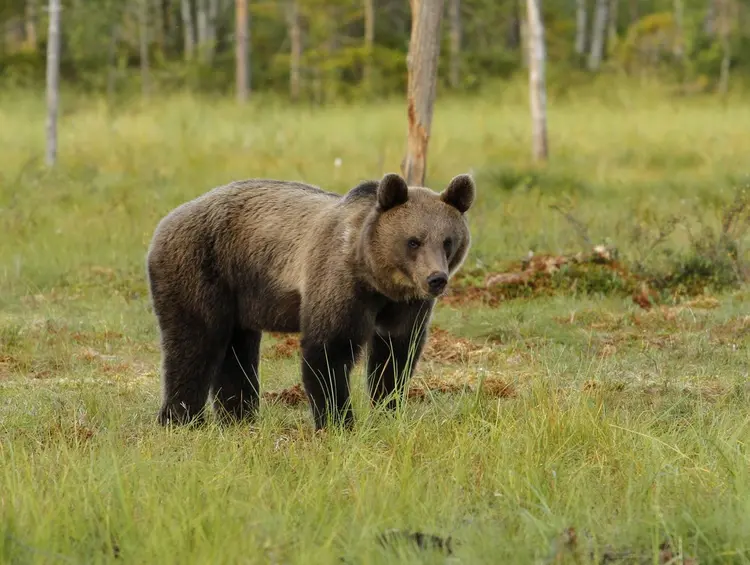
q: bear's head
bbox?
[362,172,475,302]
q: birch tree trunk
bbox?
[25,0,38,50]
[236,0,248,102]
[286,1,301,102]
[139,0,151,97]
[181,0,195,60]
[401,0,446,187]
[363,0,374,87]
[45,0,61,167]
[588,0,609,70]
[575,0,587,57]
[448,0,461,89]
[526,0,549,162]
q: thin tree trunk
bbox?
[575,0,587,57]
[236,0,248,102]
[181,0,195,60]
[448,0,461,89]
[45,0,61,167]
[139,0,151,97]
[363,0,374,86]
[717,0,731,94]
[286,1,301,102]
[629,0,638,24]
[401,0,446,186]
[526,0,549,162]
[506,0,521,50]
[673,0,684,58]
[703,0,717,35]
[25,0,38,50]
[207,0,218,61]
[588,0,609,70]
[153,0,164,50]
[107,21,121,101]
[197,0,208,60]
[606,0,619,54]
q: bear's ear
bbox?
[440,174,475,214]
[377,173,409,211]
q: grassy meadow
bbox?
[1,81,750,564]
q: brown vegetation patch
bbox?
[542,526,699,564]
[422,327,494,364]
[262,383,307,406]
[266,334,300,360]
[444,246,641,307]
[261,373,515,408]
[408,373,516,401]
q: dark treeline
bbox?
[1,0,749,101]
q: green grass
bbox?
[1,83,750,563]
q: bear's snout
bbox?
[426,271,449,296]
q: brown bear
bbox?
[146,172,475,430]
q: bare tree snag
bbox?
[526,0,549,162]
[181,0,195,60]
[196,0,208,61]
[236,0,248,102]
[588,0,609,70]
[45,0,61,167]
[448,0,461,89]
[575,0,587,58]
[25,0,38,50]
[139,0,151,97]
[401,0,446,187]
[717,0,732,95]
[286,1,301,102]
[363,0,374,87]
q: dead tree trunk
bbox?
[207,0,218,61]
[196,0,208,61]
[236,0,248,102]
[25,0,38,50]
[153,0,164,51]
[575,0,587,58]
[448,0,461,89]
[526,0,549,162]
[588,0,609,70]
[181,0,195,60]
[286,1,301,102]
[401,0,446,187]
[45,0,61,167]
[139,0,151,97]
[717,0,731,95]
[363,0,374,87]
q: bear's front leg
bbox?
[368,300,433,411]
[300,335,364,430]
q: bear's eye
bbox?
[443,238,453,255]
[407,238,421,250]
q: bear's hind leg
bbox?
[158,321,230,427]
[212,328,261,424]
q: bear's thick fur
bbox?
[146,172,475,429]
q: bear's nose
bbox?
[427,272,448,295]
